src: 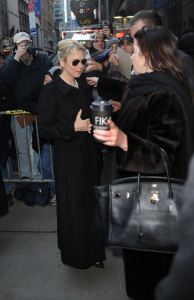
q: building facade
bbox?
[18,0,30,34]
[40,0,56,54]
[6,0,20,46]
[0,0,8,50]
[54,0,65,37]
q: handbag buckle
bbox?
[150,191,159,204]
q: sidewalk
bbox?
[0,197,130,300]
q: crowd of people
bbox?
[1,9,194,300]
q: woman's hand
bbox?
[109,100,122,112]
[86,77,99,88]
[84,59,103,73]
[93,119,128,151]
[74,109,92,132]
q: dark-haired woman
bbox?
[87,26,194,299]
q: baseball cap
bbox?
[120,33,133,44]
[14,32,31,44]
[106,38,120,49]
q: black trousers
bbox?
[122,249,174,300]
[0,168,8,218]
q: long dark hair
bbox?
[134,26,192,97]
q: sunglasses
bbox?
[68,58,87,66]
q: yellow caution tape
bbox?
[0,110,31,115]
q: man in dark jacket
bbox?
[0,32,52,108]
[0,32,53,179]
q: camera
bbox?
[25,45,37,56]
[101,20,109,29]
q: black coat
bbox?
[155,154,194,300]
[97,71,194,300]
[38,75,105,269]
[97,71,194,183]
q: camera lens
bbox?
[101,20,109,27]
[26,45,36,56]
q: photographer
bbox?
[86,21,111,55]
[0,32,53,179]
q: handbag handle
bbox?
[159,148,173,200]
[137,148,174,243]
[137,148,174,201]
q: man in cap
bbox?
[105,37,120,56]
[13,32,32,63]
[0,31,52,112]
[107,33,133,75]
[120,33,133,55]
[0,32,52,179]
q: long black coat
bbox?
[38,75,105,269]
[97,71,194,300]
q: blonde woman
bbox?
[38,39,105,269]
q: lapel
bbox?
[54,75,74,97]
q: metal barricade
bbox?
[0,110,55,183]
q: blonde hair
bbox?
[57,39,86,61]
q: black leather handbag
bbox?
[94,149,185,253]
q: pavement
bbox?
[0,196,131,300]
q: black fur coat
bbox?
[96,71,194,300]
[97,71,194,183]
